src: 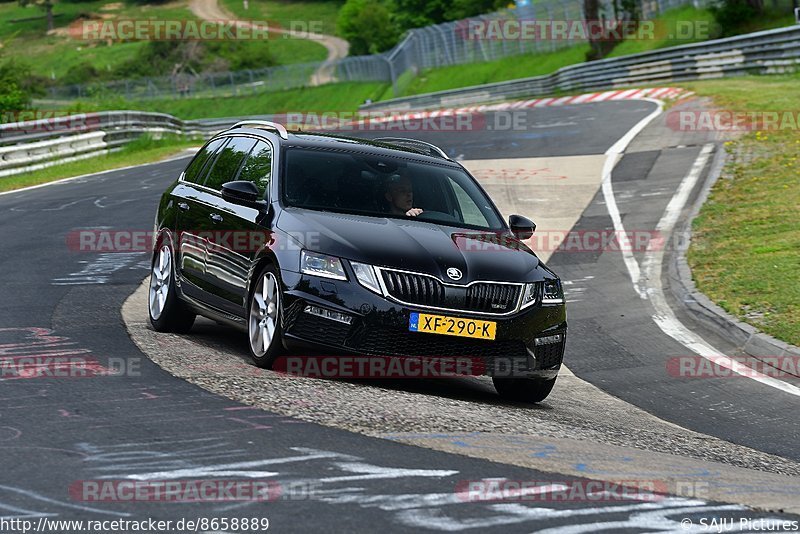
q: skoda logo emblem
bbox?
[446,267,463,281]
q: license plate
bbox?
[409,312,496,340]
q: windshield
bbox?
[281,147,505,230]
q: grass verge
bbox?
[607,6,717,57]
[683,73,800,346]
[67,81,389,119]
[384,45,590,99]
[383,5,794,100]
[1,135,198,193]
[221,0,343,35]
[1,0,327,82]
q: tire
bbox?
[493,376,557,403]
[148,243,196,333]
[247,264,284,368]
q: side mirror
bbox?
[222,181,261,205]
[509,214,536,240]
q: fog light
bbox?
[535,334,562,346]
[304,305,353,325]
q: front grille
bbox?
[380,268,523,315]
[381,270,445,307]
[465,283,521,313]
[347,326,528,376]
[535,340,566,369]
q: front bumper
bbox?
[279,270,567,378]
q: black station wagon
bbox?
[149,121,567,402]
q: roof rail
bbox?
[230,120,289,140]
[372,137,451,161]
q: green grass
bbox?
[219,0,340,62]
[1,0,329,82]
[267,37,328,64]
[221,0,343,36]
[1,135,198,193]
[608,6,718,57]
[65,81,389,118]
[684,73,800,346]
[0,1,194,78]
[383,4,796,100]
[388,45,590,99]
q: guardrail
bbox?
[44,0,703,101]
[0,112,240,178]
[6,22,800,177]
[361,24,800,111]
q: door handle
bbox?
[209,213,224,224]
[177,202,190,211]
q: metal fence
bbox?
[11,21,800,176]
[361,24,800,111]
[44,0,705,102]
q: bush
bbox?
[709,0,760,36]
[61,61,103,86]
[110,40,276,79]
[0,60,34,113]
[337,0,399,55]
[390,0,506,32]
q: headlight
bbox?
[520,282,540,309]
[350,261,382,295]
[542,279,564,304]
[300,250,347,281]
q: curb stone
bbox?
[668,143,800,371]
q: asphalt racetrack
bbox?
[1,98,799,532]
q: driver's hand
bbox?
[405,208,424,217]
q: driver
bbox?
[385,174,423,217]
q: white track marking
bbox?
[641,145,800,397]
[601,97,665,298]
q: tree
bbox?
[0,60,33,113]
[710,0,764,36]
[388,0,507,32]
[18,0,55,32]
[337,0,399,55]
[444,0,508,21]
[389,0,449,31]
[583,0,603,60]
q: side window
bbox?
[183,138,224,184]
[446,175,492,227]
[202,136,257,191]
[237,140,273,198]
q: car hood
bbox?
[277,208,546,283]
